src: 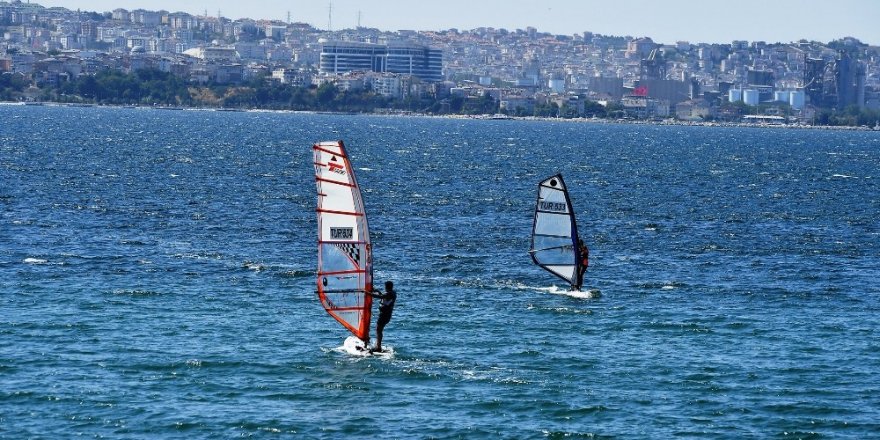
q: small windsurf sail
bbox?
[313,140,373,342]
[529,174,582,289]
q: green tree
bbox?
[316,83,338,107]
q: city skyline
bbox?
[30,0,880,46]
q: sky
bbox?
[33,0,880,45]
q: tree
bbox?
[77,75,100,99]
[316,83,338,107]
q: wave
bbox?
[278,269,313,278]
[108,289,167,296]
[636,281,688,291]
[242,261,266,272]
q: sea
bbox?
[1,104,879,439]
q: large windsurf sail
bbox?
[529,174,582,289]
[313,140,373,342]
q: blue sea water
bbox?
[1,104,879,438]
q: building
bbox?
[621,95,669,118]
[804,57,827,106]
[804,52,867,110]
[675,99,712,120]
[747,68,773,87]
[386,43,443,82]
[588,76,623,99]
[835,50,866,110]
[640,48,666,80]
[183,46,239,62]
[319,41,442,82]
[626,37,656,59]
[320,41,386,75]
[635,79,690,106]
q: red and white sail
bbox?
[313,140,373,341]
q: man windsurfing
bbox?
[367,280,397,353]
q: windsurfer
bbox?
[367,280,397,353]
[576,239,589,290]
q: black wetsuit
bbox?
[376,288,397,329]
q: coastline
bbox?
[2,101,878,132]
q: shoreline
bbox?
[3,101,878,132]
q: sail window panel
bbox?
[533,237,576,265]
[534,212,573,237]
[323,292,367,311]
[545,264,577,282]
[321,274,363,293]
[330,309,364,330]
[318,243,360,273]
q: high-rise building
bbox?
[804,52,866,109]
[319,41,442,82]
[835,50,866,110]
[639,49,665,81]
[747,68,773,87]
[386,43,443,82]
[804,58,826,106]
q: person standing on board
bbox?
[576,239,590,290]
[367,280,397,353]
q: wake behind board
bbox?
[339,336,394,358]
[541,285,601,299]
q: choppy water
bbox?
[2,105,879,438]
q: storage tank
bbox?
[774,91,790,103]
[548,79,565,93]
[728,89,743,102]
[789,90,805,110]
[743,89,759,106]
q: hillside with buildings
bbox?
[2,0,879,125]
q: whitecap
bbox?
[243,261,265,271]
[514,283,600,299]
[23,257,48,264]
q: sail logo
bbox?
[328,156,346,175]
[331,227,354,240]
[539,201,567,213]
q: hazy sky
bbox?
[35,0,880,45]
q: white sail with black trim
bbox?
[313,140,373,341]
[529,174,581,288]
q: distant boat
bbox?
[312,140,374,345]
[489,113,512,120]
[528,174,585,290]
